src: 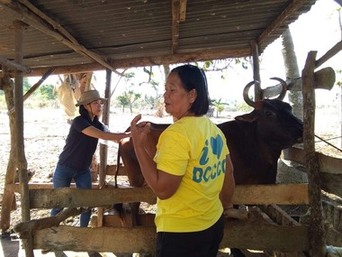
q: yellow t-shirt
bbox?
[153,116,229,232]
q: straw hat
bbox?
[76,90,106,106]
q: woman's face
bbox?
[163,72,196,120]
[84,99,103,118]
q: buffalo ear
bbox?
[235,112,257,122]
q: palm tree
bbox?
[210,98,227,118]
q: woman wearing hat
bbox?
[51,89,130,228]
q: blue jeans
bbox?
[51,163,92,227]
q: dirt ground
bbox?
[0,105,341,257]
[0,108,234,257]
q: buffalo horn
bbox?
[243,80,259,107]
[269,77,288,100]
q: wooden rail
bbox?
[283,147,342,197]
[24,184,309,208]
[31,209,310,253]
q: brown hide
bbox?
[118,99,303,188]
[116,123,169,187]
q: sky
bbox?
[29,0,341,104]
[205,0,342,102]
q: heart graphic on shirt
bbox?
[210,135,223,159]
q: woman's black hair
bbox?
[171,64,209,116]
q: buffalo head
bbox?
[235,99,303,149]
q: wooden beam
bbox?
[0,55,31,72]
[10,182,104,192]
[1,2,119,75]
[14,208,83,235]
[262,67,336,99]
[251,40,262,101]
[172,0,181,54]
[283,147,342,175]
[221,219,309,251]
[23,47,251,76]
[179,0,187,21]
[14,19,34,257]
[29,187,157,209]
[316,40,342,68]
[0,72,17,231]
[27,184,309,209]
[233,184,308,205]
[171,0,186,53]
[283,147,342,198]
[18,0,79,45]
[8,68,55,114]
[258,1,305,49]
[32,220,309,252]
[97,68,112,227]
[302,51,326,257]
[260,204,301,226]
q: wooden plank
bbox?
[260,204,301,226]
[29,187,157,208]
[33,221,309,253]
[34,226,156,253]
[10,182,102,192]
[221,220,309,251]
[283,147,342,175]
[283,147,342,197]
[233,184,309,205]
[28,184,309,208]
[320,173,342,198]
[325,228,342,247]
[0,54,31,72]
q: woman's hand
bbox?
[130,114,151,148]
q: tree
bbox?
[281,26,303,119]
[210,98,228,118]
[39,84,57,100]
[116,90,141,114]
[117,95,129,113]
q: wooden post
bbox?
[0,70,17,231]
[251,40,262,101]
[302,51,326,257]
[14,20,34,257]
[8,67,55,114]
[97,68,112,227]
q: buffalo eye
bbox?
[264,110,274,117]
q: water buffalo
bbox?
[114,99,303,227]
[221,98,303,185]
[117,98,302,186]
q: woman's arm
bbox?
[82,125,130,143]
[130,114,182,199]
[134,143,182,199]
[220,154,235,210]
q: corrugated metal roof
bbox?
[0,0,317,75]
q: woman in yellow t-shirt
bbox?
[130,64,235,257]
